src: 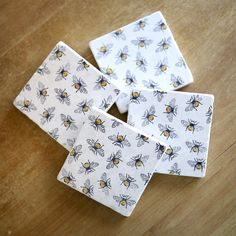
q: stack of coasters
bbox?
[57,107,167,216]
[127,89,214,177]
[14,41,120,150]
[89,11,193,113]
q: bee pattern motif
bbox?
[153,90,166,102]
[55,63,70,81]
[130,91,146,104]
[81,179,93,197]
[97,44,113,59]
[153,20,167,32]
[206,105,213,124]
[37,82,48,104]
[40,107,55,125]
[74,99,93,114]
[127,154,149,169]
[155,57,168,75]
[142,105,156,126]
[187,158,205,172]
[170,74,184,88]
[101,67,118,80]
[140,173,151,185]
[156,37,172,52]
[98,172,111,195]
[136,52,147,72]
[142,80,160,89]
[169,163,181,175]
[112,29,126,40]
[94,75,110,90]
[72,76,87,93]
[61,168,76,188]
[155,143,166,159]
[162,146,181,161]
[68,145,82,163]
[55,88,70,105]
[49,45,66,61]
[15,99,36,112]
[77,59,90,71]
[134,19,148,31]
[116,46,129,64]
[185,95,203,111]
[113,194,136,208]
[124,70,137,87]
[89,115,105,133]
[106,150,122,169]
[87,139,104,157]
[131,37,153,49]
[164,98,178,122]
[61,114,78,130]
[48,128,59,140]
[37,63,50,75]
[99,95,112,110]
[119,173,138,189]
[136,134,149,147]
[181,119,203,133]
[186,140,207,154]
[78,160,99,175]
[158,124,177,139]
[108,133,131,148]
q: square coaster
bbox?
[57,107,167,216]
[14,41,120,151]
[89,11,193,113]
[127,89,214,177]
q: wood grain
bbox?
[0,0,236,235]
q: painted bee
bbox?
[97,43,113,59]
[60,168,76,188]
[142,105,156,126]
[72,76,87,93]
[130,90,146,104]
[55,63,70,81]
[94,75,110,90]
[60,114,78,130]
[136,134,149,147]
[40,107,55,125]
[74,99,93,114]
[124,70,137,87]
[98,172,111,195]
[156,37,172,52]
[48,128,59,140]
[155,57,168,75]
[127,154,149,169]
[49,45,66,60]
[77,59,90,71]
[81,179,93,197]
[186,140,207,154]
[153,20,167,32]
[78,160,99,175]
[108,133,131,148]
[162,146,181,161]
[168,163,181,175]
[116,46,129,64]
[155,143,166,159]
[101,67,118,80]
[158,124,177,139]
[185,95,203,111]
[15,99,36,112]
[187,158,205,172]
[111,119,122,128]
[37,82,48,104]
[68,144,82,163]
[99,95,112,110]
[89,115,105,133]
[106,150,122,169]
[112,28,126,40]
[134,19,148,31]
[153,90,167,102]
[37,63,50,75]
[170,74,184,88]
[131,37,153,48]
[119,173,138,189]
[181,119,203,133]
[175,57,186,68]
[140,173,151,185]
[164,98,178,122]
[136,52,147,72]
[87,139,104,157]
[206,105,213,124]
[142,80,160,89]
[55,88,70,105]
[113,194,136,208]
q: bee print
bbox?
[158,124,177,139]
[187,158,205,172]
[164,98,178,122]
[170,74,184,88]
[61,168,76,188]
[136,52,147,72]
[37,63,50,75]
[106,150,122,169]
[127,154,149,169]
[131,37,153,49]
[154,20,167,32]
[55,63,70,81]
[155,57,168,75]
[37,82,48,104]
[79,160,99,175]
[61,114,78,130]
[136,134,149,147]
[97,44,113,59]
[48,128,59,140]
[113,194,136,208]
[175,57,186,68]
[74,99,93,114]
[98,172,111,195]
[142,105,156,126]
[116,46,129,64]
[15,99,36,112]
[185,95,203,111]
[72,76,87,93]
[124,70,137,87]
[130,91,146,103]
[119,173,138,189]
[87,139,104,157]
[156,37,172,52]
[23,83,31,92]
[142,80,159,89]
[94,75,110,90]
[68,145,82,163]
[49,45,66,61]
[55,88,70,105]
[101,67,118,80]
[77,59,89,71]
[81,179,93,197]
[99,95,112,110]
[162,146,181,161]
[140,173,151,185]
[111,119,122,128]
[168,163,181,175]
[89,115,105,132]
[153,90,166,102]
[40,107,55,125]
[186,140,207,154]
[108,133,131,148]
[206,105,213,124]
[155,143,166,159]
[112,28,126,40]
[181,119,203,133]
[134,19,148,31]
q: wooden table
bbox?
[0,0,235,235]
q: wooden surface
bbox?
[0,0,236,235]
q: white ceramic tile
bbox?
[14,41,120,151]
[89,11,193,113]
[127,89,214,177]
[57,107,167,217]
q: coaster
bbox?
[89,11,193,113]
[127,89,214,177]
[57,107,167,216]
[14,41,120,151]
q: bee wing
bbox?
[113,196,121,203]
[169,98,176,107]
[61,168,68,177]
[55,74,62,81]
[106,162,114,170]
[131,40,139,46]
[97,149,105,157]
[38,81,45,90]
[163,57,168,65]
[172,163,178,171]
[199,146,207,153]
[173,146,181,153]
[54,88,61,95]
[195,125,204,131]
[187,160,196,167]
[170,132,177,139]
[65,98,71,106]
[142,119,149,127]
[186,141,193,149]
[86,139,94,146]
[88,115,96,122]
[158,124,165,131]
[146,39,153,45]
[167,113,173,122]
[108,135,116,141]
[87,99,94,107]
[181,120,188,127]
[72,75,79,83]
[123,46,128,53]
[78,166,85,174]
[98,125,105,133]
[162,154,170,161]
[48,107,55,114]
[91,162,99,168]
[75,144,82,152]
[67,138,75,147]
[101,172,107,181]
[137,139,144,147]
[141,155,149,162]
[60,114,67,121]
[149,105,155,114]
[119,173,125,181]
[40,117,46,125]
[65,63,70,70]
[127,200,136,206]
[123,139,131,147]
[70,123,78,131]
[84,179,90,188]
[115,150,122,159]
[80,87,88,94]
[185,104,193,112]
[127,160,135,167]
[140,174,148,182]
[139,95,147,102]
[130,182,139,189]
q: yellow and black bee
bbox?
[156,37,172,52]
[206,105,213,124]
[68,144,82,163]
[186,140,206,154]
[142,105,156,126]
[15,99,37,112]
[116,46,129,64]
[99,95,112,110]
[185,95,203,111]
[74,99,93,114]
[61,168,76,188]
[97,44,113,59]
[94,75,110,90]
[55,88,70,105]
[162,145,181,161]
[136,134,149,147]
[60,114,78,130]
[87,139,104,157]
[159,124,177,139]
[130,90,146,104]
[108,133,131,148]
[113,194,136,208]
[81,179,93,197]
[153,20,167,32]
[155,142,166,159]
[153,90,167,102]
[168,163,181,175]
[175,57,186,68]
[98,172,111,195]
[40,107,55,125]
[140,173,151,185]
[187,158,205,172]
[155,57,168,75]
[77,59,90,71]
[127,154,149,169]
[89,115,105,133]
[48,128,59,140]
[78,160,99,175]
[131,37,153,49]
[72,75,87,93]
[170,74,184,88]
[124,70,137,87]
[106,150,122,169]
[136,52,147,72]
[101,67,118,80]
[37,63,50,76]
[142,80,159,89]
[49,45,66,61]
[181,119,203,133]
[134,19,148,31]
[164,98,178,122]
[37,82,49,104]
[119,173,138,189]
[55,63,70,81]
[112,28,126,40]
